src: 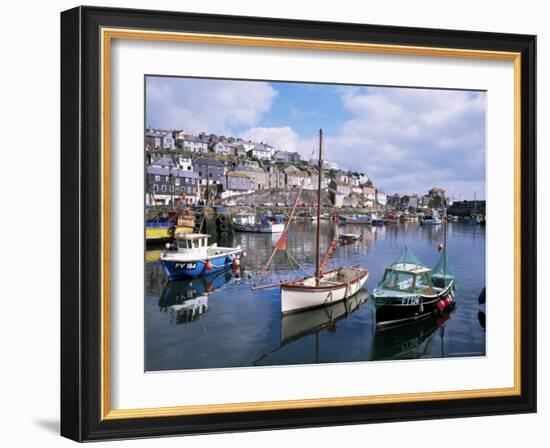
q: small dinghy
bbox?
[338,233,361,245]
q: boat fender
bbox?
[436,300,446,311]
[219,223,228,231]
[419,304,424,313]
[232,258,240,268]
[205,261,214,271]
[444,296,452,307]
[241,251,247,258]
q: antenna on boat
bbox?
[315,129,323,283]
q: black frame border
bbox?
[61,6,536,442]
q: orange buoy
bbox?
[232,258,240,268]
[205,261,213,271]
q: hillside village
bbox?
[145,127,477,214]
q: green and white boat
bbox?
[372,247,456,329]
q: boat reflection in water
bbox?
[158,270,236,325]
[282,288,369,345]
[255,289,369,365]
[371,304,456,361]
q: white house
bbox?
[176,156,193,171]
[213,141,231,155]
[181,136,208,153]
[248,143,274,160]
[309,158,337,169]
[145,129,175,150]
[376,190,387,206]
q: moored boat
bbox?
[160,233,242,280]
[146,211,195,243]
[338,233,361,245]
[371,246,456,329]
[295,212,318,222]
[233,213,285,233]
[281,266,369,314]
[420,209,442,225]
[345,214,371,224]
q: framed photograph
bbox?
[61,6,536,441]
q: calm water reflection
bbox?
[145,221,486,371]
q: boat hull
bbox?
[161,251,241,280]
[373,283,455,329]
[233,223,284,233]
[420,219,442,226]
[281,267,369,315]
[146,225,193,243]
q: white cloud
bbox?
[146,78,277,133]
[239,126,313,153]
[324,87,486,198]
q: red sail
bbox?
[275,232,287,250]
[320,239,338,274]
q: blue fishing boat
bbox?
[160,233,242,280]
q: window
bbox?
[161,185,167,192]
[209,173,213,177]
[187,186,192,194]
[175,179,180,186]
[153,184,159,191]
[199,171,202,176]
[185,178,189,184]
[155,175,160,182]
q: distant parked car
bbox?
[262,202,274,207]
[277,202,286,207]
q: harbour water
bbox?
[145,221,486,371]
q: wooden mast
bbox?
[315,129,323,282]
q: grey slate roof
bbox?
[193,157,224,167]
[151,156,177,167]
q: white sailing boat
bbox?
[254,129,369,315]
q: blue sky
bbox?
[146,76,486,199]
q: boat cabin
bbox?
[233,213,256,225]
[379,263,435,295]
[175,233,210,257]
